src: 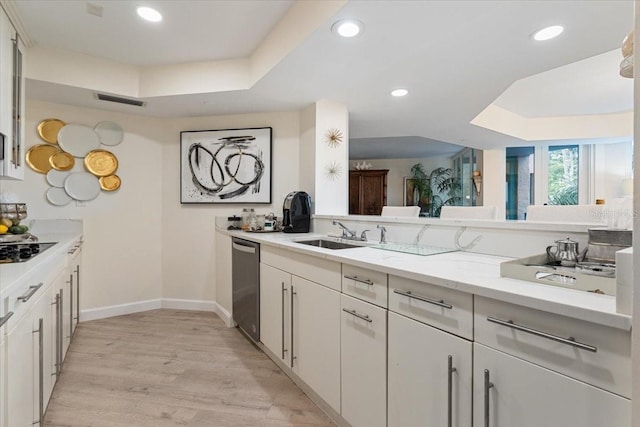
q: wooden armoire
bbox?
[349,169,388,215]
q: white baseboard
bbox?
[80,299,162,322]
[80,298,236,328]
[215,303,236,328]
[161,298,217,312]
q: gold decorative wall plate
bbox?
[26,144,62,174]
[84,149,118,177]
[99,174,121,191]
[37,118,66,144]
[49,151,75,171]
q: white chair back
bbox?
[381,206,421,217]
[440,206,497,220]
[526,205,605,223]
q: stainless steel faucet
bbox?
[377,224,387,244]
[332,220,357,239]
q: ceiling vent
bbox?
[96,93,145,107]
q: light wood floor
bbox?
[44,309,334,427]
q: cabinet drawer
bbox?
[341,264,387,308]
[2,259,63,331]
[388,275,473,340]
[262,246,341,291]
[474,296,631,398]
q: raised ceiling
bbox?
[4,0,634,157]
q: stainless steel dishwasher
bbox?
[232,237,260,341]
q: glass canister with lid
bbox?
[241,208,256,231]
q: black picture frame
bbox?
[180,127,272,204]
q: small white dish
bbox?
[64,172,101,201]
[58,124,101,158]
[46,187,73,206]
[46,169,70,188]
[95,121,124,146]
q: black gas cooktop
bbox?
[0,242,57,264]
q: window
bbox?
[547,145,578,205]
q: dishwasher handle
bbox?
[232,242,257,254]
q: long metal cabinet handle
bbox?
[232,242,256,254]
[484,369,493,427]
[393,289,453,309]
[0,311,13,328]
[75,265,80,322]
[487,317,597,353]
[59,288,64,372]
[342,308,373,323]
[281,283,287,360]
[343,275,374,286]
[447,355,457,427]
[290,285,296,368]
[33,318,43,425]
[68,274,74,339]
[51,294,60,376]
[17,283,43,302]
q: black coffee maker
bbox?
[282,191,311,233]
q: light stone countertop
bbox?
[220,228,631,331]
[0,231,82,299]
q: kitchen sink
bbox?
[295,239,363,250]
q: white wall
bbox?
[162,111,302,313]
[482,148,507,219]
[0,100,302,316]
[314,100,349,215]
[0,100,164,312]
[351,157,454,206]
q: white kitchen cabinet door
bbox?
[473,343,631,427]
[63,270,73,354]
[0,9,12,142]
[259,263,291,366]
[388,312,472,427]
[341,294,387,427]
[0,336,6,427]
[0,8,24,180]
[71,246,82,333]
[32,285,55,409]
[6,306,36,426]
[291,276,341,412]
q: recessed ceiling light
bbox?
[391,89,408,97]
[137,6,162,22]
[331,19,363,38]
[532,25,563,41]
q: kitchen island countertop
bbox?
[219,228,631,331]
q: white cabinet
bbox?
[388,311,472,427]
[5,284,55,427]
[70,244,82,333]
[259,263,291,366]
[260,255,341,414]
[0,7,13,147]
[0,6,25,180]
[341,294,386,427]
[342,264,388,308]
[6,305,34,426]
[473,343,630,427]
[0,334,5,427]
[291,276,341,412]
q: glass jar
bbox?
[241,208,255,231]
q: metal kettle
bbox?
[546,237,588,267]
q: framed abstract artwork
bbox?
[180,127,272,204]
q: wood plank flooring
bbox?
[44,309,335,427]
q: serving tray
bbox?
[500,254,616,295]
